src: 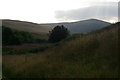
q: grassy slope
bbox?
[3,23,119,78]
[32,33,48,40]
[2,19,51,34]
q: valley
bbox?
[2,20,119,78]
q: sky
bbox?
[1,0,119,23]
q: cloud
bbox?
[55,2,118,22]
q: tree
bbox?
[48,25,70,43]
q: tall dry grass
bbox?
[3,26,119,78]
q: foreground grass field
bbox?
[3,23,119,78]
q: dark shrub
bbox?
[48,25,70,43]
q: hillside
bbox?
[43,19,111,33]
[3,22,119,78]
[2,19,51,34]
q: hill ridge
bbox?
[2,19,111,34]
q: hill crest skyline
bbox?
[1,18,113,24]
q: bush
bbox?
[48,25,70,43]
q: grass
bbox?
[63,33,84,42]
[3,46,51,55]
[2,23,119,78]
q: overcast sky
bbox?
[1,0,119,23]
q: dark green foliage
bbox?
[2,26,21,45]
[2,26,35,45]
[48,25,70,43]
[13,30,35,43]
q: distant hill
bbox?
[2,19,111,34]
[43,19,111,33]
[2,19,51,34]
